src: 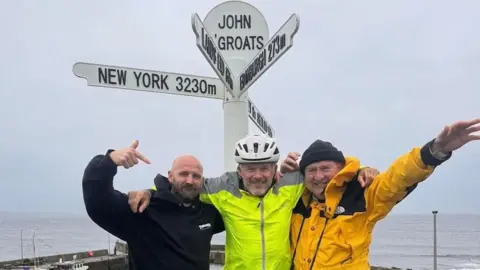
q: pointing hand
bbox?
[109,140,151,169]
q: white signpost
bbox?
[73,0,298,171]
[192,0,299,170]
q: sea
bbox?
[0,212,479,270]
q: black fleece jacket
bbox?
[82,150,225,270]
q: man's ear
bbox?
[167,170,173,183]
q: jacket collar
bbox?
[151,174,200,207]
[300,156,361,218]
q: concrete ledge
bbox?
[0,242,411,270]
[0,249,108,268]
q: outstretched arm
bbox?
[366,118,480,223]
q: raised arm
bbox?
[83,140,151,241]
[366,118,480,223]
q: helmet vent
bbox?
[253,143,259,153]
[270,142,276,149]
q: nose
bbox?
[184,174,194,184]
[314,169,325,181]
[253,169,264,179]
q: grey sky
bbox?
[1,0,479,215]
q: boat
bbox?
[47,260,89,270]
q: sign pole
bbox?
[223,89,249,171]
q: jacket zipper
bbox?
[309,219,328,270]
[259,198,266,270]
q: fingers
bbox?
[357,175,366,188]
[128,191,142,213]
[281,160,299,173]
[135,150,151,164]
[437,125,451,139]
[467,134,480,142]
[463,118,480,128]
[139,199,149,213]
[130,140,139,149]
[451,118,480,132]
[122,149,139,168]
[466,123,480,134]
[288,152,301,158]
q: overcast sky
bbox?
[1,0,479,215]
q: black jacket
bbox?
[82,150,225,270]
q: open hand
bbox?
[431,118,480,154]
[109,140,151,169]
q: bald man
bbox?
[82,140,225,270]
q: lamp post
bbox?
[432,210,438,270]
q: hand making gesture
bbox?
[109,140,151,169]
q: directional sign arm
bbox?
[247,99,275,138]
[72,62,225,100]
[191,13,237,97]
[238,14,300,95]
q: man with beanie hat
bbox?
[282,118,480,270]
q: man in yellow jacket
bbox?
[281,118,480,270]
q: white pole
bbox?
[223,90,249,172]
[223,59,249,172]
[20,229,24,261]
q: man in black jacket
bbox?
[82,140,225,270]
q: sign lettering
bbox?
[239,14,299,94]
[215,14,265,51]
[192,14,236,96]
[202,1,270,76]
[73,62,225,100]
[248,99,275,138]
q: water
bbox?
[1,212,479,270]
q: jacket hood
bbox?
[153,174,172,192]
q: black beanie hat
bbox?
[299,140,345,174]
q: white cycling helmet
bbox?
[234,134,280,164]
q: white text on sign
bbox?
[192,14,236,95]
[215,14,265,51]
[238,14,300,93]
[72,62,225,100]
[248,99,275,138]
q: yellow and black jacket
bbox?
[289,140,450,270]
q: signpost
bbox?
[73,0,299,171]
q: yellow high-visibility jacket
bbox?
[289,144,445,270]
[152,171,304,270]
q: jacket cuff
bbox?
[420,139,452,166]
[98,149,118,177]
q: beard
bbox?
[171,182,199,203]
